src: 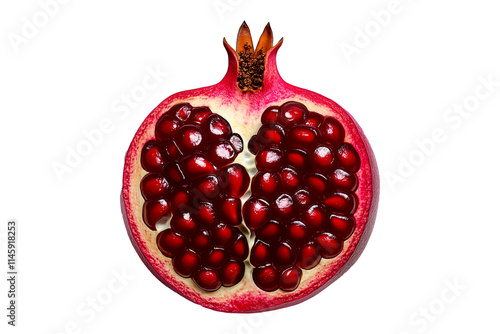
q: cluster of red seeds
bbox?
[140,103,251,292]
[244,102,360,292]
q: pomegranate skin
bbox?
[121,26,379,313]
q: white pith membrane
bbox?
[123,96,375,311]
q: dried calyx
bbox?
[236,22,275,92]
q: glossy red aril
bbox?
[316,232,343,259]
[242,197,271,230]
[252,171,282,199]
[191,229,213,254]
[297,241,321,270]
[157,229,187,258]
[228,234,249,261]
[326,214,356,240]
[122,22,379,313]
[218,195,242,226]
[193,268,222,292]
[173,249,201,278]
[142,199,170,230]
[140,173,170,200]
[218,164,250,197]
[256,220,284,243]
[279,266,302,292]
[220,261,245,287]
[253,265,279,292]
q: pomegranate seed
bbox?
[218,164,250,197]
[170,212,198,237]
[218,195,242,226]
[203,248,228,269]
[323,193,358,215]
[261,106,279,124]
[257,123,285,146]
[256,220,284,244]
[288,125,318,149]
[190,229,213,254]
[279,266,302,292]
[248,135,263,155]
[180,154,217,179]
[169,186,191,213]
[220,261,245,287]
[303,173,329,195]
[193,174,220,200]
[296,241,321,270]
[326,214,356,240]
[167,103,192,122]
[337,143,361,173]
[203,114,232,142]
[206,140,236,167]
[156,229,187,258]
[331,168,358,192]
[173,249,200,278]
[286,221,312,247]
[285,149,308,171]
[255,147,283,171]
[242,197,271,230]
[229,133,244,153]
[279,167,301,192]
[228,233,249,261]
[293,188,315,209]
[278,101,308,127]
[273,242,297,267]
[140,173,170,200]
[192,268,222,292]
[250,240,272,266]
[155,114,180,141]
[163,162,185,184]
[253,265,279,292]
[320,117,345,147]
[141,140,164,172]
[315,232,343,259]
[160,140,183,161]
[194,201,218,229]
[143,199,171,230]
[310,145,336,171]
[304,111,324,128]
[175,125,204,153]
[273,193,296,221]
[212,223,236,246]
[251,171,282,199]
[190,106,212,124]
[301,204,327,231]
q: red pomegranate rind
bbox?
[122,24,379,313]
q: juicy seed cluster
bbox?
[245,101,360,292]
[140,103,250,292]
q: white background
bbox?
[1,0,499,333]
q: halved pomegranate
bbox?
[121,22,379,312]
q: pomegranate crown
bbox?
[224,21,282,92]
